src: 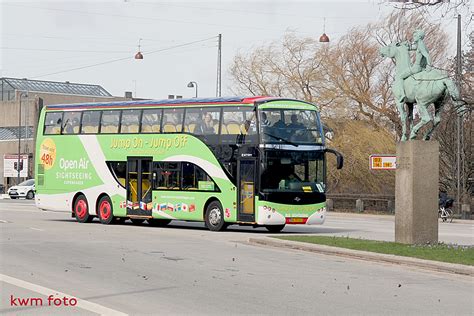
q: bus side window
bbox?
[121,109,141,133]
[62,111,82,134]
[141,109,162,133]
[81,110,101,134]
[163,108,184,133]
[44,112,63,135]
[100,110,120,134]
[182,162,216,191]
[154,162,181,190]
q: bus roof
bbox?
[46,96,280,110]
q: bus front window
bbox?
[259,109,322,144]
[261,151,325,193]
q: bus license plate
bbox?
[286,217,307,224]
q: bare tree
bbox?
[326,119,396,194]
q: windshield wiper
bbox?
[264,132,299,147]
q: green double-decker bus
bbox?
[35,96,343,232]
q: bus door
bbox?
[237,159,256,222]
[126,157,153,217]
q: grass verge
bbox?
[274,236,474,266]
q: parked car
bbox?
[8,179,35,199]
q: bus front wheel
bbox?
[265,224,285,233]
[74,195,92,223]
[205,201,226,231]
[97,196,114,225]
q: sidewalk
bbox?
[248,237,474,276]
[328,211,473,224]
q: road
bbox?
[0,199,473,315]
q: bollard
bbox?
[461,204,471,220]
[355,199,364,213]
[326,199,334,212]
[387,200,395,214]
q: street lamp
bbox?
[319,17,330,43]
[17,92,28,185]
[135,38,143,60]
[187,81,198,98]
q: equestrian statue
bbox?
[380,29,466,141]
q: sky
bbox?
[0,0,472,100]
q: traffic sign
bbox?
[369,155,396,170]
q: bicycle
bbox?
[438,198,454,223]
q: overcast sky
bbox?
[0,0,471,100]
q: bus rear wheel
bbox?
[148,219,171,227]
[98,196,114,225]
[265,224,285,233]
[74,195,92,223]
[205,201,226,231]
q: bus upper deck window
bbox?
[81,111,101,134]
[44,112,63,135]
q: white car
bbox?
[8,179,35,200]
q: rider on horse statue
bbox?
[395,29,432,104]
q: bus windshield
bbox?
[261,150,325,193]
[259,109,322,145]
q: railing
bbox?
[326,193,472,219]
[326,193,395,213]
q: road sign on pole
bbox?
[4,154,28,177]
[369,155,396,170]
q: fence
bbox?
[326,193,395,213]
[326,193,472,219]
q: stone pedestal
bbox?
[395,140,439,244]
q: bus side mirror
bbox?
[325,148,344,170]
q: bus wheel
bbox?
[74,195,92,223]
[265,224,285,233]
[205,201,226,231]
[130,218,145,225]
[98,196,114,225]
[148,219,171,227]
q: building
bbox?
[0,77,133,187]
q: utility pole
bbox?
[455,14,462,215]
[216,33,222,97]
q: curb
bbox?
[248,237,474,277]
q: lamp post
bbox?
[187,81,198,98]
[17,92,28,185]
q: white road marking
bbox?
[0,274,128,316]
[0,220,8,223]
[29,227,44,232]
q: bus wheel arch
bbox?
[72,193,92,223]
[96,193,115,225]
[204,198,226,231]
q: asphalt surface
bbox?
[0,199,473,315]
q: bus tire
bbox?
[148,219,171,227]
[26,191,35,199]
[265,224,285,233]
[97,195,114,225]
[205,200,226,231]
[74,195,92,223]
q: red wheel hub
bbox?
[75,200,87,219]
[100,200,111,220]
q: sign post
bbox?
[3,154,28,178]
